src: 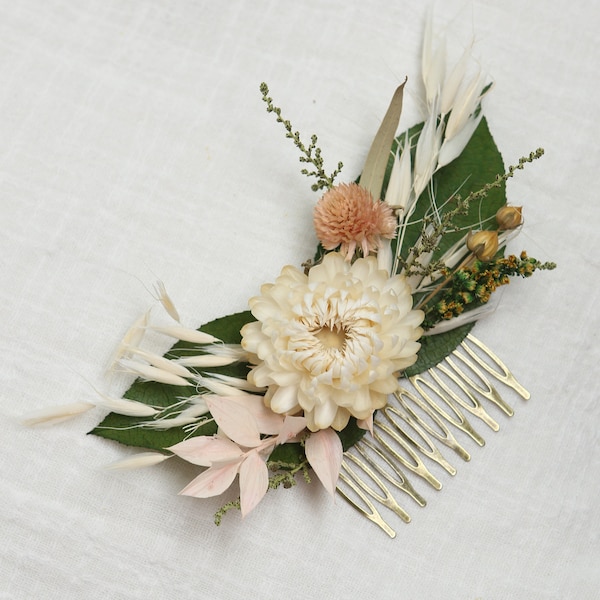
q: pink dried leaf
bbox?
[225,395,285,436]
[206,396,261,447]
[167,436,243,467]
[179,460,241,498]
[304,428,343,498]
[275,415,308,444]
[239,450,269,517]
[357,413,374,435]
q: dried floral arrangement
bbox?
[25,19,554,536]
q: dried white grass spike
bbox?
[143,416,201,429]
[103,452,171,471]
[175,355,238,368]
[196,375,252,397]
[149,325,219,345]
[21,402,95,426]
[201,373,264,393]
[94,394,159,417]
[202,344,248,360]
[108,310,150,369]
[127,347,194,378]
[154,281,180,322]
[179,401,210,419]
[118,359,193,387]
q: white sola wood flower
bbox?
[241,252,424,432]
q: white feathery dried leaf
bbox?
[21,402,95,426]
[103,452,171,471]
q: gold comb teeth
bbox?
[336,335,529,537]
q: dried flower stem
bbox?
[260,82,343,191]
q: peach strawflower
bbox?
[313,183,396,260]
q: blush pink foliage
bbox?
[304,428,344,497]
[168,395,309,517]
[167,393,345,517]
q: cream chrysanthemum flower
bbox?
[241,252,424,432]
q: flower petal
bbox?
[224,395,285,435]
[205,396,261,447]
[275,415,308,444]
[179,461,241,498]
[239,450,269,517]
[305,428,343,497]
[168,436,243,467]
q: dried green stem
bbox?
[260,82,343,191]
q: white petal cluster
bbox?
[241,253,424,432]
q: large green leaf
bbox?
[404,323,475,377]
[90,311,255,450]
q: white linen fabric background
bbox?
[2,0,598,598]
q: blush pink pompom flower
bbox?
[313,182,396,260]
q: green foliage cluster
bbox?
[422,252,556,329]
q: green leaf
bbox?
[403,322,474,377]
[89,311,256,451]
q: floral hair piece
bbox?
[25,19,555,536]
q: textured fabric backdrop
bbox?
[2,1,598,598]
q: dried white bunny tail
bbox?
[103,452,171,471]
[21,402,95,426]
